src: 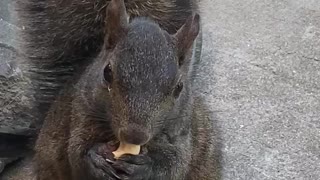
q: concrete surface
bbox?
[0,0,37,175]
[194,0,320,179]
[1,0,320,179]
[0,0,36,134]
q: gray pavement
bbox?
[195,0,320,179]
[1,0,320,179]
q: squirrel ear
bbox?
[105,0,129,49]
[173,13,200,65]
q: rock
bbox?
[0,0,39,175]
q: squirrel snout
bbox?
[119,126,151,145]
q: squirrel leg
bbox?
[33,97,73,180]
[68,141,119,180]
[67,120,119,180]
[112,141,191,180]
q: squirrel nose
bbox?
[119,125,150,145]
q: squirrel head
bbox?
[96,0,200,145]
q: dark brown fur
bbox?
[14,0,217,179]
[15,0,198,121]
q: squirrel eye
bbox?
[103,63,113,84]
[173,82,183,98]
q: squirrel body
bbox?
[17,0,217,179]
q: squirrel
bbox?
[12,0,217,180]
[15,0,199,124]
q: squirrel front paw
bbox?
[85,143,121,180]
[112,154,152,180]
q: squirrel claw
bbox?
[86,144,122,179]
[106,158,115,164]
[109,170,122,180]
[112,154,152,179]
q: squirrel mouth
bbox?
[117,126,151,146]
[106,140,119,152]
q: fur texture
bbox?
[15,0,217,179]
[15,0,197,121]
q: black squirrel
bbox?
[1,0,197,171]
[11,0,217,179]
